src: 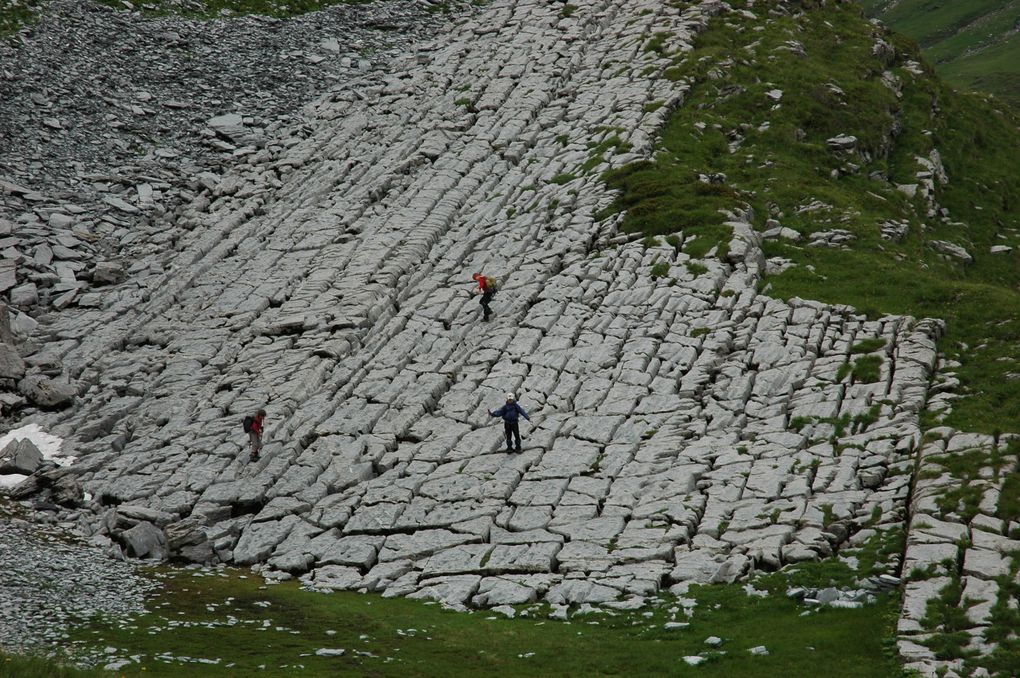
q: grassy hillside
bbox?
[859,0,1020,106]
[602,1,1020,673]
[604,0,1020,437]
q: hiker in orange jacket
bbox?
[247,409,266,462]
[472,272,497,321]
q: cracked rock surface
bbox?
[4,0,947,634]
[0,0,457,343]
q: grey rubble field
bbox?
[0,507,156,654]
[0,1,1015,677]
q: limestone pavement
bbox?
[3,0,955,658]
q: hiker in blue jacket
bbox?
[490,392,530,452]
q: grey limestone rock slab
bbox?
[233,514,302,565]
[115,505,177,529]
[318,535,385,569]
[407,574,481,607]
[670,550,750,585]
[304,564,364,591]
[18,373,75,407]
[0,343,26,379]
[962,548,1009,580]
[546,580,621,605]
[120,521,167,560]
[0,438,42,476]
[378,529,477,563]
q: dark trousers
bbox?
[480,291,494,320]
[503,420,521,450]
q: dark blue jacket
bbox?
[491,402,530,422]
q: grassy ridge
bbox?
[602,1,1020,674]
[860,0,1020,105]
[604,0,1020,435]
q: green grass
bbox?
[0,0,45,35]
[29,565,913,677]
[601,0,1020,435]
[861,0,1020,106]
[0,654,106,678]
[549,172,578,185]
[851,338,887,354]
[850,355,883,384]
[650,261,670,279]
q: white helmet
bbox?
[505,392,516,401]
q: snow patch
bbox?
[0,473,28,489]
[0,424,72,466]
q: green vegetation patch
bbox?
[851,338,887,354]
[649,261,670,279]
[6,564,914,678]
[580,135,633,174]
[0,0,46,35]
[850,355,883,384]
[861,0,1020,106]
[0,654,102,678]
[600,0,1020,435]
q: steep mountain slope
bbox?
[2,0,1020,676]
[860,0,1020,105]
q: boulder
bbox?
[9,282,38,307]
[165,516,207,550]
[0,343,26,380]
[826,135,857,152]
[116,504,177,528]
[0,439,43,475]
[207,113,250,144]
[92,261,125,285]
[165,517,214,564]
[50,473,84,507]
[0,303,14,344]
[929,240,973,264]
[120,521,167,559]
[0,261,15,293]
[18,373,76,407]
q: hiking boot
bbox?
[515,446,522,453]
